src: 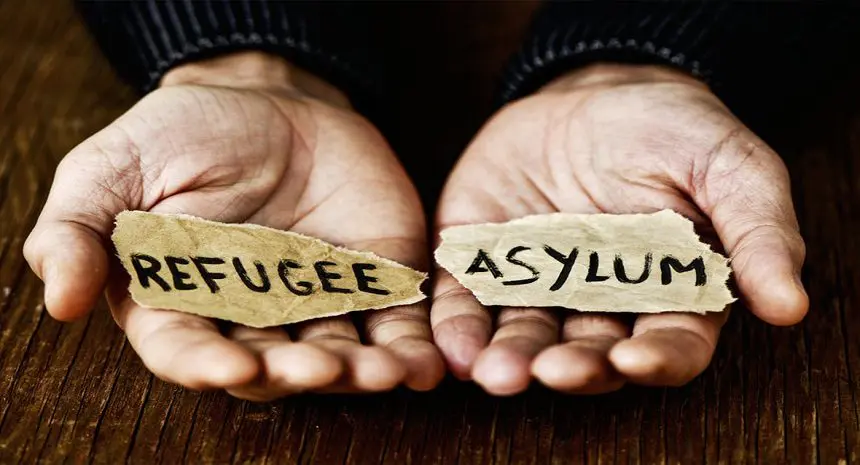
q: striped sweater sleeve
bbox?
[499,1,860,113]
[76,1,381,111]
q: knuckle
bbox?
[497,311,557,332]
[433,284,476,304]
[364,306,428,336]
[729,221,805,267]
[695,127,788,207]
[433,312,492,339]
[781,227,806,258]
[564,313,629,337]
[22,232,39,265]
[795,236,808,263]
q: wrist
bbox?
[538,63,708,95]
[160,51,351,108]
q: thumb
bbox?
[23,139,143,321]
[693,132,807,326]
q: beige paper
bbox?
[435,210,734,314]
[112,211,426,327]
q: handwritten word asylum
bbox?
[464,246,706,290]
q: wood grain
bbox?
[1,1,859,463]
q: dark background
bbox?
[2,1,860,463]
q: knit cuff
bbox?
[498,2,769,105]
[76,1,380,111]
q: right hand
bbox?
[431,64,808,395]
[24,51,444,400]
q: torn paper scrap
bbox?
[112,211,426,328]
[434,210,734,314]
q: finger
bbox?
[692,135,807,325]
[609,310,728,386]
[364,302,446,391]
[108,292,260,390]
[24,144,140,321]
[24,223,109,322]
[346,238,445,392]
[430,269,493,380]
[294,316,405,392]
[471,307,559,396]
[225,326,343,402]
[532,312,629,394]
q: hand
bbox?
[432,64,808,395]
[24,51,444,400]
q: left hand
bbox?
[431,64,808,395]
[24,51,444,400]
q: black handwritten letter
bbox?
[314,261,354,294]
[232,257,271,293]
[277,260,314,296]
[164,256,197,290]
[501,246,539,286]
[352,263,390,295]
[660,256,706,286]
[191,257,226,293]
[614,253,652,284]
[544,246,579,291]
[585,252,610,282]
[130,254,170,291]
[465,249,503,278]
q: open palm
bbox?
[432,65,808,394]
[25,55,444,400]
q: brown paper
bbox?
[112,211,426,327]
[434,210,734,314]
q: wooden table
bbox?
[2,1,860,463]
